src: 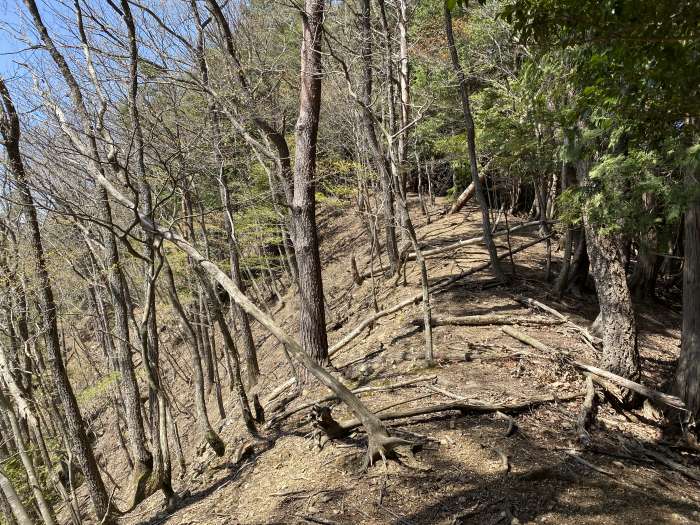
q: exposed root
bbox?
[308,405,412,467]
[365,432,413,469]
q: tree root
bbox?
[310,391,583,467]
[365,432,413,468]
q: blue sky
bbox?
[0,1,27,78]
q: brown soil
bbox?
[80,197,699,525]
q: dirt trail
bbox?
[104,198,698,525]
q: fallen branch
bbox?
[337,390,583,432]
[407,221,542,260]
[501,326,686,411]
[264,377,297,407]
[512,296,601,346]
[641,447,700,483]
[267,375,437,426]
[408,314,561,329]
[329,235,552,358]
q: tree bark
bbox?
[292,0,330,365]
[675,166,700,418]
[579,161,639,382]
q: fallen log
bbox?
[337,390,583,432]
[408,314,561,328]
[406,221,542,260]
[329,234,552,358]
[501,326,686,411]
[448,173,485,215]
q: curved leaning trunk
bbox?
[579,161,640,384]
[448,173,486,215]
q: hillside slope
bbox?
[88,198,698,525]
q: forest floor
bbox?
[76,197,700,525]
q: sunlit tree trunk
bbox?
[292,0,329,365]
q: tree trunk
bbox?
[555,156,577,296]
[97,188,153,502]
[359,0,399,275]
[443,6,504,281]
[192,3,261,388]
[163,260,225,456]
[196,268,257,435]
[120,0,172,503]
[675,166,700,418]
[0,393,55,525]
[579,161,640,382]
[0,74,113,523]
[0,469,32,525]
[397,0,411,190]
[291,0,330,365]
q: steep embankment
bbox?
[91,197,697,525]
